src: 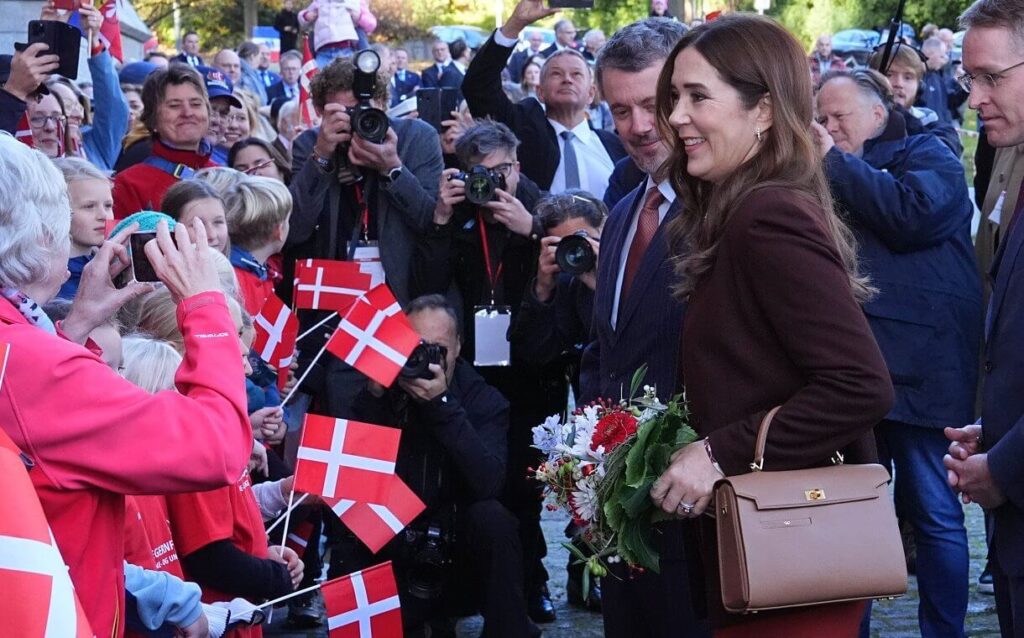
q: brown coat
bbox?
[680,186,895,629]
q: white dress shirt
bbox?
[610,177,675,330]
[547,118,615,200]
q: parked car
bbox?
[832,29,881,68]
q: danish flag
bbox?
[97,0,123,62]
[285,520,315,556]
[321,562,402,638]
[325,475,425,554]
[14,113,34,147]
[326,284,420,387]
[294,259,373,313]
[300,36,319,128]
[294,414,401,503]
[0,431,93,638]
[253,294,298,369]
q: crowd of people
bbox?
[2,0,1024,636]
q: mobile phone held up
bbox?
[51,0,82,10]
[14,21,81,80]
[129,232,160,283]
[416,88,461,134]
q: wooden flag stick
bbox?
[296,311,339,343]
[280,339,331,407]
[265,493,309,536]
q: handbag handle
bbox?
[749,406,844,472]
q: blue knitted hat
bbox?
[110,211,177,239]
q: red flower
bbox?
[592,411,638,452]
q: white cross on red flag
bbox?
[326,284,420,387]
[324,474,425,554]
[300,36,320,128]
[295,414,401,503]
[322,561,402,638]
[254,294,298,370]
[294,259,374,314]
[97,0,123,62]
[0,431,93,638]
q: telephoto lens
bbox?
[555,231,597,275]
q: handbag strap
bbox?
[749,406,844,472]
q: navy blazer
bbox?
[981,188,1024,576]
[171,52,203,66]
[391,69,421,105]
[580,183,685,402]
[267,80,298,102]
[826,111,982,428]
[421,63,446,89]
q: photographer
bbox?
[336,295,539,638]
[285,52,442,415]
[413,120,565,623]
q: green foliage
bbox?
[136,0,278,51]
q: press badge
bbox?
[473,305,511,367]
[990,190,1006,226]
[352,241,386,287]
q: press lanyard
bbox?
[354,183,370,241]
[477,214,503,305]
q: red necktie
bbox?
[621,187,665,301]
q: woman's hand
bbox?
[649,440,724,518]
[144,218,222,304]
[267,545,304,589]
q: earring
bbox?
[755,126,763,142]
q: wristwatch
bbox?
[381,165,403,185]
[310,149,334,174]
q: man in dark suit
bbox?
[507,31,545,83]
[540,19,578,58]
[267,50,301,102]
[390,48,420,106]
[274,0,300,54]
[463,0,626,200]
[946,3,1024,636]
[421,40,451,88]
[438,38,469,104]
[580,17,709,638]
[172,31,203,67]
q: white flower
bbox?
[531,415,562,455]
[570,474,601,524]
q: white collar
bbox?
[548,117,593,141]
[645,176,677,204]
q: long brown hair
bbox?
[655,13,872,301]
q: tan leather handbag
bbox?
[714,407,908,613]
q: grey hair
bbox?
[922,36,946,54]
[0,133,72,289]
[53,156,110,184]
[541,48,592,81]
[280,50,302,65]
[404,294,462,339]
[595,18,687,92]
[121,335,183,393]
[554,19,574,33]
[278,98,299,131]
[583,29,605,47]
[959,0,1024,52]
[454,120,520,168]
[819,68,895,112]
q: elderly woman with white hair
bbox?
[0,132,253,638]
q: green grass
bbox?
[961,108,979,184]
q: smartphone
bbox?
[52,0,82,10]
[16,21,81,80]
[548,0,594,7]
[416,88,461,133]
[129,232,160,283]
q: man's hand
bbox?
[250,406,285,443]
[810,121,835,158]
[485,188,534,237]
[501,0,559,40]
[435,168,466,225]
[534,236,561,302]
[945,424,983,461]
[313,103,352,159]
[248,439,269,477]
[944,452,1007,509]
[267,545,304,589]
[280,356,299,396]
[348,127,400,175]
[397,364,447,402]
[2,43,59,101]
[63,223,153,344]
[440,109,475,155]
[577,235,600,291]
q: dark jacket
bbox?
[0,88,26,136]
[506,47,541,83]
[390,69,421,106]
[903,104,963,157]
[580,184,685,403]
[274,9,300,53]
[825,110,982,428]
[421,63,446,89]
[267,79,298,102]
[981,180,1024,576]
[464,31,627,191]
[603,155,647,210]
[171,52,204,66]
[919,68,967,124]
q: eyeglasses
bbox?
[485,162,514,177]
[240,158,275,175]
[958,59,1024,93]
[28,114,66,129]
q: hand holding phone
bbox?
[129,232,160,283]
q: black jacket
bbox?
[274,9,300,53]
[464,31,627,191]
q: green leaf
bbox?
[582,564,591,601]
[618,517,660,573]
[624,419,660,487]
[627,365,648,402]
[562,542,589,564]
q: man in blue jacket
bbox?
[947,1,1024,635]
[816,68,982,638]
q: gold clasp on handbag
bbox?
[805,488,826,501]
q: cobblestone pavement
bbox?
[266,502,1001,637]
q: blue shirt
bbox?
[57,255,92,300]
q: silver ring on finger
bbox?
[677,501,695,515]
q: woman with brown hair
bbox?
[646,14,895,636]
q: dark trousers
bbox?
[992,548,1024,638]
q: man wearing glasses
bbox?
[946,1,1024,636]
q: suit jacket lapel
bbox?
[987,213,1024,339]
[596,187,644,345]
[616,201,681,334]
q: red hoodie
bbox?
[112,139,217,219]
[0,292,251,638]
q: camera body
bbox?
[448,165,507,206]
[349,50,389,144]
[400,523,455,600]
[400,341,448,379]
[555,230,597,275]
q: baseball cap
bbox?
[196,65,243,109]
[118,61,159,86]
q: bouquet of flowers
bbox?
[531,368,698,576]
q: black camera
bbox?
[448,165,507,206]
[348,49,389,144]
[402,524,453,600]
[400,341,448,379]
[555,230,598,275]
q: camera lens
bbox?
[555,234,596,275]
[465,173,495,205]
[352,107,389,144]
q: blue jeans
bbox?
[861,420,968,638]
[315,45,353,70]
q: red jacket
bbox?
[0,292,252,638]
[112,139,216,219]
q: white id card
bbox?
[473,305,511,367]
[353,241,386,287]
[990,190,1007,226]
